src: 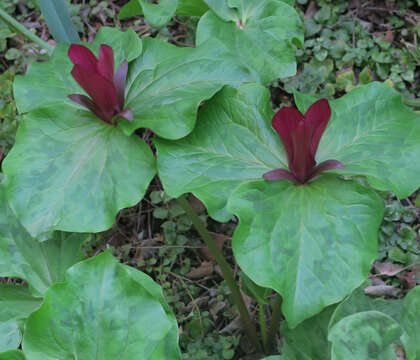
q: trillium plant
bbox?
[1,0,420,359]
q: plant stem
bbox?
[0,8,54,54]
[267,294,283,354]
[259,302,268,353]
[177,194,261,352]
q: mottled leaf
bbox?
[23,251,181,360]
[295,82,420,198]
[0,285,41,352]
[227,176,384,327]
[0,185,89,295]
[122,37,255,139]
[329,287,403,330]
[197,0,303,83]
[328,311,402,360]
[3,105,155,236]
[401,286,420,359]
[155,84,284,221]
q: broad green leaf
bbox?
[401,286,420,359]
[122,37,255,139]
[328,311,402,360]
[0,185,88,296]
[23,251,181,360]
[140,0,178,27]
[227,176,384,327]
[120,0,208,18]
[3,105,155,237]
[280,305,336,360]
[295,82,420,199]
[197,0,303,83]
[329,287,403,330]
[0,351,26,360]
[0,285,42,352]
[14,27,142,114]
[155,84,284,221]
[36,0,79,43]
[177,0,209,16]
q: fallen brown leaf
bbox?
[374,262,404,276]
[364,285,398,297]
[186,261,214,279]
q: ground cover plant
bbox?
[0,0,419,359]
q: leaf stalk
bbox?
[0,8,54,54]
[177,194,262,352]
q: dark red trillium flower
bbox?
[68,43,133,125]
[263,99,344,185]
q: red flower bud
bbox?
[263,99,344,184]
[68,44,133,125]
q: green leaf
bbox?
[197,0,304,83]
[36,0,79,43]
[0,285,41,352]
[0,185,89,296]
[0,321,20,353]
[22,251,181,360]
[122,37,255,139]
[281,305,336,360]
[295,82,420,199]
[328,311,402,360]
[401,286,420,359]
[139,0,178,27]
[155,84,284,221]
[0,351,26,360]
[176,0,209,16]
[14,27,142,114]
[227,176,384,327]
[120,0,208,18]
[329,287,403,330]
[3,105,155,237]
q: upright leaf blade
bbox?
[36,0,79,43]
[23,251,181,360]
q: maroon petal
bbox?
[68,44,98,72]
[290,120,315,183]
[71,65,118,123]
[117,108,133,122]
[114,60,128,110]
[68,94,104,121]
[98,44,115,82]
[310,159,345,179]
[272,107,304,163]
[304,99,331,156]
[263,168,298,182]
